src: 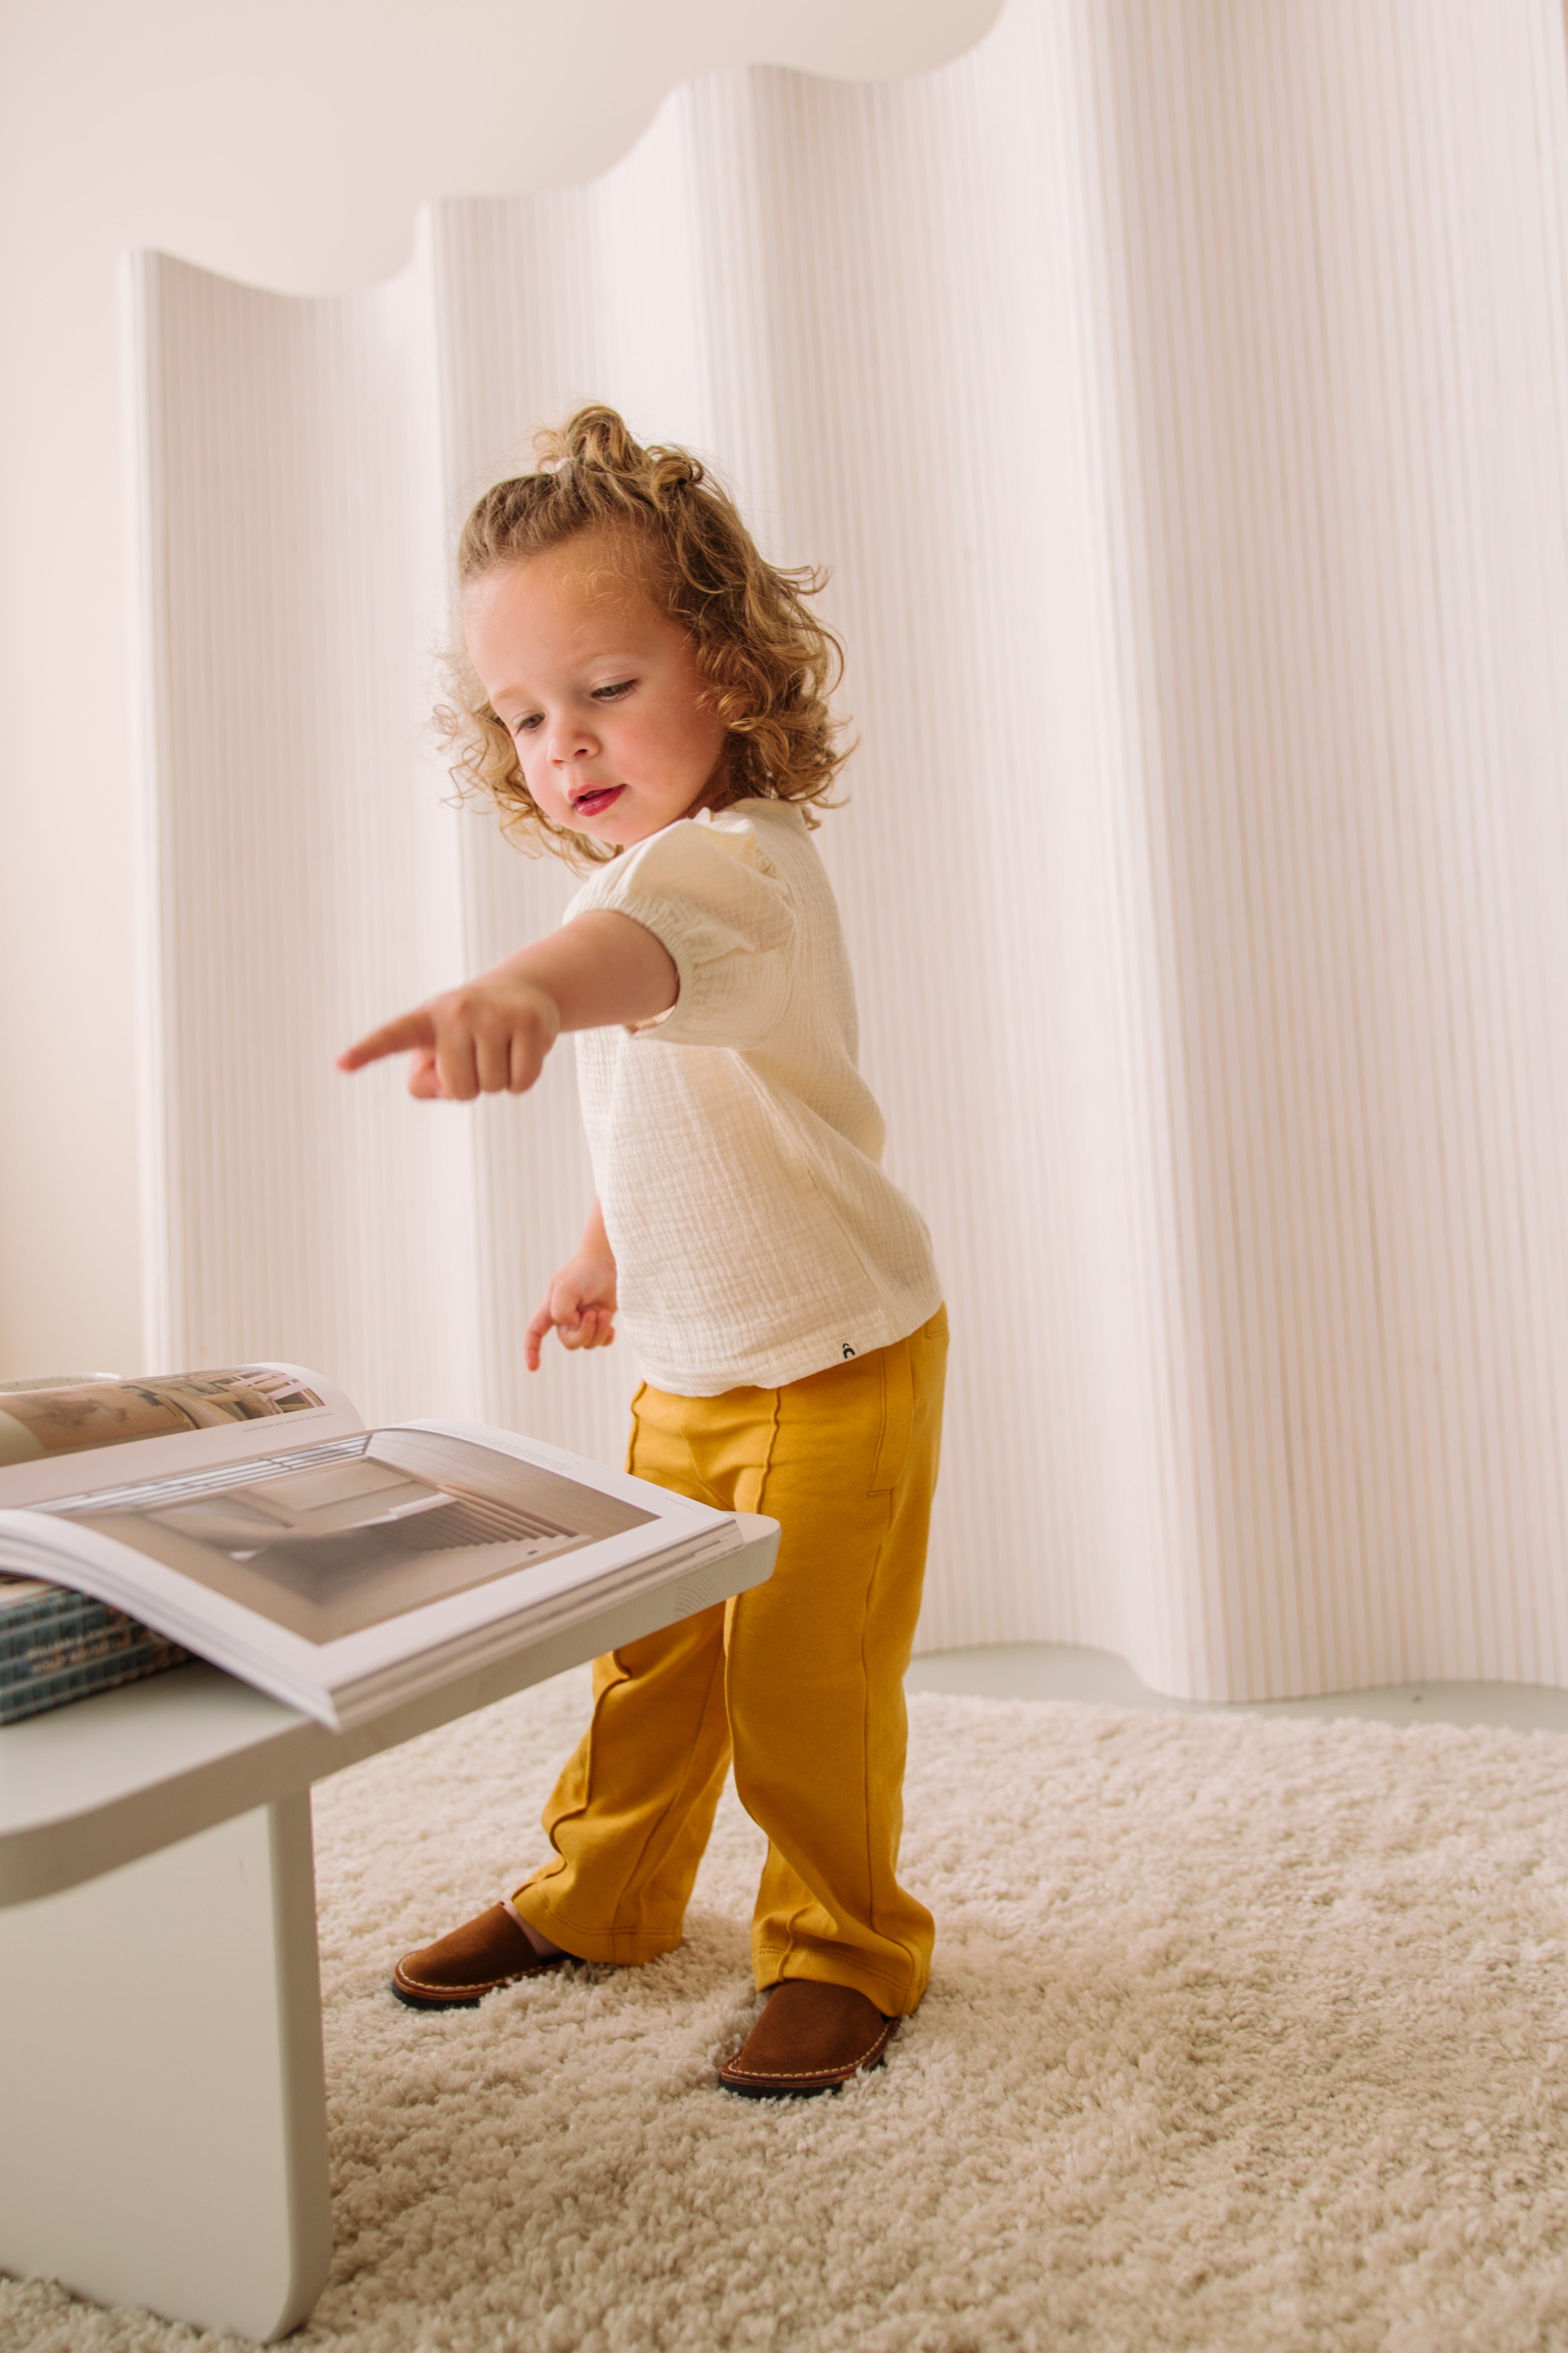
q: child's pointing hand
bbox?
[338,975,560,1101]
[336,910,677,1101]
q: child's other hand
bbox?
[525,1246,619,1370]
[337,974,561,1101]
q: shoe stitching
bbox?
[393,1960,551,1996]
[720,2024,892,2081]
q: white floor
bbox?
[905,1641,1568,1733]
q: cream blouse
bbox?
[564,799,942,1397]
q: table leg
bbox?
[0,1792,331,2341]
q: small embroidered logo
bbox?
[842,1344,856,1359]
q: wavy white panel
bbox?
[1088,1,1568,1697]
[128,0,1568,1697]
[126,244,477,1421]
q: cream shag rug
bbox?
[7,1673,1568,2352]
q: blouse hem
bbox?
[628,1285,944,1399]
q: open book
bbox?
[0,1366,745,1731]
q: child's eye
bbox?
[592,679,635,703]
[511,713,543,736]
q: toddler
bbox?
[341,408,946,2096]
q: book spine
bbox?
[0,1586,192,1724]
[0,1638,191,1725]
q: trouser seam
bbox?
[744,1385,818,1970]
[594,1638,729,1925]
[576,1393,733,1924]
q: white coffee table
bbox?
[0,1515,778,2341]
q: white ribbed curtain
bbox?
[126,0,1568,1699]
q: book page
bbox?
[54,1428,655,1646]
[0,1365,364,1509]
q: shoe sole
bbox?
[390,1975,488,2009]
[720,2073,839,2098]
[390,1955,564,2009]
[718,2025,894,2098]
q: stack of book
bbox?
[0,1573,191,1726]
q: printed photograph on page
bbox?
[0,1369,324,1471]
[54,1429,655,1645]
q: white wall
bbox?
[0,0,999,1382]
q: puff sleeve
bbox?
[566,812,797,1052]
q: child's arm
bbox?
[524,1198,618,1369]
[336,912,678,1100]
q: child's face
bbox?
[464,534,729,850]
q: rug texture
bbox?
[6,1674,1568,2352]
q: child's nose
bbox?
[544,714,599,763]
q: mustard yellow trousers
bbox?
[511,1306,947,2016]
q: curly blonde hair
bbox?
[436,406,848,865]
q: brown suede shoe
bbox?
[717,1980,897,2097]
[391,1903,565,2008]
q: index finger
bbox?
[337,1010,436,1072]
[524,1300,555,1372]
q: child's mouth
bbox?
[573,785,625,820]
